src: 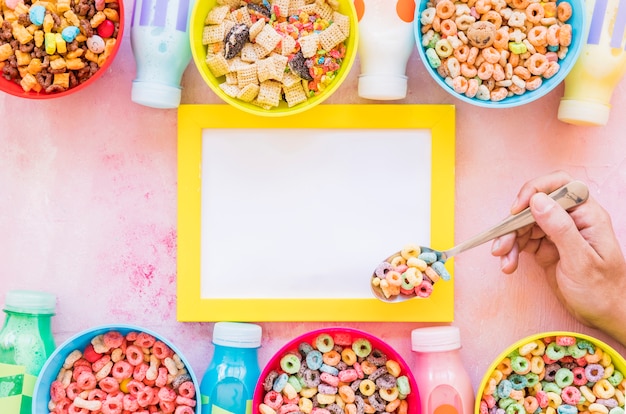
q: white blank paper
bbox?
[200,129,432,299]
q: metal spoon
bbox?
[371,180,590,303]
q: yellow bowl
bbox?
[189,0,358,117]
[476,331,626,414]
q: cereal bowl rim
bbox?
[414,0,586,108]
[0,0,125,100]
[32,323,201,414]
[475,330,626,414]
[252,326,421,414]
[189,0,359,117]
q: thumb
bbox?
[530,192,587,252]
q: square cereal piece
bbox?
[228,6,252,27]
[49,57,67,71]
[251,99,272,110]
[237,63,258,87]
[66,57,86,70]
[15,50,31,66]
[240,42,258,62]
[20,73,39,92]
[103,8,120,22]
[255,24,282,53]
[299,3,316,14]
[237,83,260,102]
[271,53,288,81]
[206,41,225,55]
[90,11,106,28]
[13,3,29,16]
[11,21,33,44]
[298,33,319,58]
[319,22,346,51]
[206,53,230,77]
[223,18,237,34]
[314,0,333,19]
[332,11,350,36]
[27,58,43,74]
[225,71,238,84]
[0,43,14,61]
[17,65,29,79]
[272,0,289,17]
[219,81,241,97]
[256,57,274,82]
[227,56,247,71]
[280,34,296,55]
[283,81,308,107]
[57,0,71,13]
[248,19,265,42]
[205,5,231,24]
[217,0,242,9]
[288,0,306,15]
[252,42,271,59]
[203,23,225,45]
[281,71,301,88]
[256,79,282,107]
[54,72,70,89]
[63,10,80,27]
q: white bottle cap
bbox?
[212,322,262,348]
[4,290,56,314]
[131,81,182,109]
[358,74,408,100]
[557,99,611,127]
[411,325,461,352]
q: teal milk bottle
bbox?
[0,290,56,414]
[201,322,262,414]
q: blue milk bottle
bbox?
[200,322,262,414]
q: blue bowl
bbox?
[33,324,200,414]
[414,0,585,108]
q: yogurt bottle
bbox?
[411,326,475,414]
[355,0,416,100]
[130,0,195,108]
[557,0,626,126]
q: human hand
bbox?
[491,171,626,345]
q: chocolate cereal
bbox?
[0,0,121,94]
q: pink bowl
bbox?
[253,327,420,413]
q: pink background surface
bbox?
[2,0,626,394]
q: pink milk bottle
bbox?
[411,326,475,414]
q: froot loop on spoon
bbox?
[371,180,590,303]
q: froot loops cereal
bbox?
[371,243,451,300]
[46,330,197,414]
[479,334,626,414]
[0,0,121,94]
[201,0,350,109]
[419,0,574,102]
[257,330,413,414]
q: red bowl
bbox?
[253,327,420,413]
[0,0,124,99]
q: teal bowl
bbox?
[414,0,585,108]
[33,324,200,414]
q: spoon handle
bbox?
[441,180,589,260]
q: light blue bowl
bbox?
[33,324,200,414]
[414,0,585,108]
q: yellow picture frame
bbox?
[177,104,455,322]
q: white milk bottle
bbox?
[356,0,416,100]
[557,0,626,126]
[130,0,195,108]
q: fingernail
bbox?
[531,192,554,214]
[501,255,509,270]
[510,196,520,212]
[491,239,500,253]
